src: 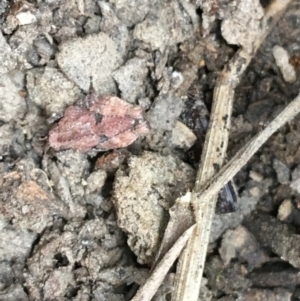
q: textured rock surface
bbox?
[113,151,195,264]
[27,66,82,117]
[0,72,26,122]
[221,0,264,51]
[113,57,148,103]
[244,214,300,269]
[57,33,123,95]
[0,31,17,74]
[0,0,300,299]
[147,94,184,131]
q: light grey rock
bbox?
[7,2,53,68]
[278,199,293,222]
[33,36,57,64]
[55,150,90,202]
[84,15,101,34]
[99,2,131,56]
[93,285,125,301]
[57,33,123,95]
[113,151,195,264]
[0,72,26,122]
[273,159,290,184]
[273,45,296,83]
[79,219,109,248]
[83,246,123,279]
[277,199,300,227]
[42,153,87,218]
[16,11,36,26]
[9,25,41,69]
[221,0,264,52]
[244,213,300,269]
[219,225,269,268]
[110,0,153,27]
[85,170,107,195]
[113,57,148,103]
[0,31,17,74]
[43,268,75,300]
[290,164,300,193]
[0,215,37,264]
[170,71,184,89]
[26,231,83,279]
[27,66,82,117]
[0,159,68,233]
[0,261,13,291]
[0,0,8,19]
[0,124,14,157]
[171,121,197,150]
[134,18,167,51]
[138,97,151,110]
[133,0,193,52]
[0,284,29,301]
[147,94,184,131]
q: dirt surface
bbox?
[1,1,300,301]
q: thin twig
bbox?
[130,89,300,301]
[198,91,300,201]
[130,225,196,301]
[172,1,293,300]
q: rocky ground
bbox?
[1,0,300,300]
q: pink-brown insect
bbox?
[49,95,150,152]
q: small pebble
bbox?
[273,45,296,83]
[277,199,293,221]
[170,71,184,89]
[290,165,300,194]
[273,159,290,184]
[16,11,36,25]
[249,170,263,182]
[171,121,197,150]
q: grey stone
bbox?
[0,216,37,264]
[0,31,17,74]
[147,94,184,131]
[27,66,82,117]
[0,124,14,157]
[33,36,57,63]
[236,288,292,301]
[0,159,68,233]
[244,213,300,269]
[273,45,296,83]
[133,0,193,52]
[110,0,153,27]
[57,33,123,95]
[219,225,269,268]
[273,159,290,184]
[113,151,195,264]
[171,121,197,150]
[221,0,264,51]
[0,72,26,122]
[291,165,300,193]
[43,268,75,300]
[0,261,13,291]
[113,57,148,103]
[0,284,29,301]
[84,15,101,34]
[99,2,131,56]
